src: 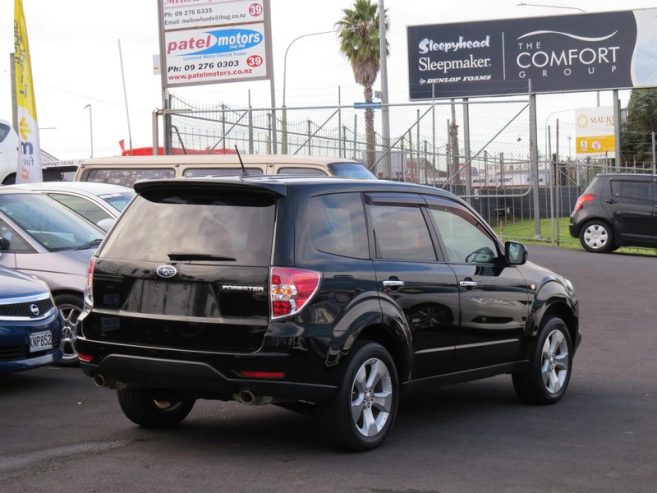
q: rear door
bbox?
[86,185,277,352]
[365,193,459,379]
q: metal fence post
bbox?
[529,80,541,239]
[267,113,272,154]
[248,91,254,154]
[416,109,421,184]
[338,86,342,158]
[652,131,656,174]
[353,114,358,160]
[307,120,312,155]
[463,97,472,203]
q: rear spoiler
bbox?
[134,177,287,197]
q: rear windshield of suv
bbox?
[100,188,276,265]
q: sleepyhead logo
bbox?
[167,28,263,57]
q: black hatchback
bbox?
[78,176,580,451]
[569,173,657,253]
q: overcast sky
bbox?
[1,0,656,160]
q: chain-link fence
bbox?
[158,94,654,249]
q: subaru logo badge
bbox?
[156,264,177,279]
[29,304,40,316]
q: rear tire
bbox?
[318,341,399,451]
[117,388,195,428]
[513,317,573,405]
[579,220,614,253]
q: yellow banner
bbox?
[14,0,42,183]
[576,135,615,155]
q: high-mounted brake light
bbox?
[573,194,595,213]
[270,267,321,319]
[84,256,96,308]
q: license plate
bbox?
[29,331,53,353]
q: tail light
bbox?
[84,256,96,308]
[573,194,595,213]
[270,267,321,320]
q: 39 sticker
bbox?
[249,3,262,16]
[247,55,263,67]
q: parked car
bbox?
[0,265,62,373]
[570,173,657,252]
[6,182,134,231]
[74,154,376,188]
[78,176,580,451]
[0,189,105,364]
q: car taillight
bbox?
[84,256,96,307]
[270,267,321,320]
[573,194,595,213]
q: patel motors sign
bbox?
[158,0,272,88]
[408,8,657,100]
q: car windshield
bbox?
[97,191,135,211]
[328,162,376,179]
[0,194,104,252]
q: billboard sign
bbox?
[407,8,657,100]
[575,106,616,157]
[158,0,272,88]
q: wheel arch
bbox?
[530,284,579,354]
[51,289,84,303]
[355,323,412,384]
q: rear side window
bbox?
[183,168,264,177]
[328,162,376,180]
[610,179,650,200]
[309,193,368,259]
[368,205,435,261]
[277,167,327,176]
[84,168,176,188]
[101,189,276,265]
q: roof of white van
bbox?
[81,154,360,166]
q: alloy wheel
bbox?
[541,329,570,395]
[350,357,393,437]
[59,303,81,362]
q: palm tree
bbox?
[336,0,388,171]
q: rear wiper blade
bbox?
[167,252,236,261]
[74,238,103,250]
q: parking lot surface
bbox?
[1,246,656,493]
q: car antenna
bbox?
[235,146,249,178]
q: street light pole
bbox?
[281,29,336,153]
[379,0,391,179]
[84,104,94,158]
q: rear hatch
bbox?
[85,181,280,352]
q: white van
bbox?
[73,154,376,187]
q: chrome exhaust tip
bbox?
[93,373,106,388]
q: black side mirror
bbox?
[0,238,9,251]
[505,241,527,265]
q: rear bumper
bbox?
[77,337,337,403]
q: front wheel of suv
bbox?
[579,220,614,253]
[512,316,573,405]
[318,341,399,451]
[117,389,195,428]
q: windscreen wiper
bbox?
[75,238,103,250]
[167,252,236,261]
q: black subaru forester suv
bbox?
[78,176,580,451]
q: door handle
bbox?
[459,280,479,288]
[383,280,405,287]
[604,199,617,204]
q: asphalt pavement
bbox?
[1,246,656,493]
